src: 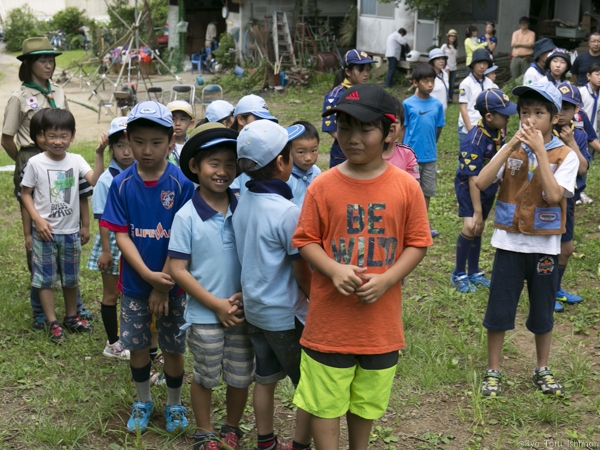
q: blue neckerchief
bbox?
[291,165,314,180]
[521,135,564,181]
[108,159,124,178]
[246,179,294,200]
[529,62,545,75]
[586,83,599,125]
[470,73,485,91]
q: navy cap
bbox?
[475,89,518,116]
[533,37,556,61]
[127,101,173,127]
[545,48,572,72]
[556,82,582,106]
[470,48,492,68]
[322,84,396,124]
[512,81,562,112]
[343,49,375,68]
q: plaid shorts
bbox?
[187,323,254,389]
[86,230,120,275]
[120,294,186,353]
[31,230,81,289]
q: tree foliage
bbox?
[378,0,448,20]
[51,7,87,34]
[5,6,43,52]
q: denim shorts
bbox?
[120,293,186,353]
[484,249,557,334]
[31,230,80,289]
[246,318,304,385]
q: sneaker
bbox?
[63,316,93,333]
[164,404,188,433]
[481,369,502,397]
[48,321,66,344]
[532,366,564,396]
[194,433,220,450]
[103,340,130,359]
[580,192,593,204]
[254,437,293,450]
[78,308,95,321]
[556,289,583,304]
[430,228,440,237]
[127,400,155,433]
[150,370,165,386]
[32,316,47,331]
[220,425,243,450]
[451,272,476,293]
[554,300,564,312]
[468,271,491,288]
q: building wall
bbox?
[2,0,134,21]
[357,3,415,56]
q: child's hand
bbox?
[215,301,245,328]
[355,272,390,304]
[147,271,175,292]
[95,133,109,153]
[331,264,366,296]
[506,133,522,153]
[24,234,33,253]
[228,292,243,313]
[97,250,113,271]
[559,125,575,147]
[516,119,544,153]
[149,288,169,317]
[469,212,484,236]
[80,226,90,246]
[34,219,53,242]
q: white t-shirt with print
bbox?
[21,152,92,234]
[458,74,495,133]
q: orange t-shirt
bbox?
[511,29,535,57]
[292,164,433,354]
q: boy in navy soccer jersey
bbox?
[101,101,195,434]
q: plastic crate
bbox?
[555,27,587,39]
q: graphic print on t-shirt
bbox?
[48,168,75,218]
[331,203,398,267]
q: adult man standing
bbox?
[510,17,535,80]
[385,28,408,87]
[571,32,600,86]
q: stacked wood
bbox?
[287,67,312,87]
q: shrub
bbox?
[4,6,43,53]
[213,32,236,70]
[51,7,87,35]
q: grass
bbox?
[1,85,600,448]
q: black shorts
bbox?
[561,197,575,243]
[455,178,496,219]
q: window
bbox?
[471,0,498,22]
[361,0,395,18]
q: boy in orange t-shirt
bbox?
[292,84,433,450]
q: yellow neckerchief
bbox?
[553,120,575,137]
[476,119,502,151]
[341,78,352,89]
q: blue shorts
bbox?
[561,197,575,243]
[246,318,304,386]
[455,178,496,219]
[484,249,556,334]
[31,230,81,289]
[120,293,186,353]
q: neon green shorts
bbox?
[293,349,398,419]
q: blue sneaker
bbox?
[164,404,188,433]
[556,289,583,304]
[431,228,440,237]
[32,316,46,331]
[468,271,491,288]
[554,300,564,312]
[127,400,154,434]
[451,272,476,293]
[78,309,95,321]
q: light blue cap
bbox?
[237,120,288,169]
[512,81,562,112]
[484,64,498,75]
[201,137,238,148]
[233,94,278,122]
[108,117,128,137]
[428,48,447,61]
[127,101,174,127]
[285,124,306,141]
[206,100,235,122]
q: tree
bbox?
[4,6,43,53]
[51,7,87,35]
[378,0,448,21]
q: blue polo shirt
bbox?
[101,162,195,298]
[168,188,241,324]
[553,124,590,197]
[92,160,123,219]
[573,111,597,141]
[232,179,308,331]
[287,164,321,207]
[323,82,350,167]
[403,95,445,163]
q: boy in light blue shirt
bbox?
[286,120,322,207]
[167,123,254,450]
[233,120,312,450]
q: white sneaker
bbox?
[103,340,130,359]
[580,192,594,204]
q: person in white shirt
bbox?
[385,28,408,87]
[428,48,449,112]
[523,38,555,86]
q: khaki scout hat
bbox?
[17,37,62,61]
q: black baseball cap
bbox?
[322,84,396,123]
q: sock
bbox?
[292,441,311,450]
[454,233,473,275]
[149,347,158,362]
[467,236,482,276]
[165,371,184,406]
[100,303,119,344]
[557,264,567,292]
[257,432,277,450]
[131,362,152,403]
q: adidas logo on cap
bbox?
[346,91,360,101]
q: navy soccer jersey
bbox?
[101,162,195,298]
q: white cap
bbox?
[233,94,278,122]
[237,120,288,169]
[205,100,235,122]
[108,117,128,137]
